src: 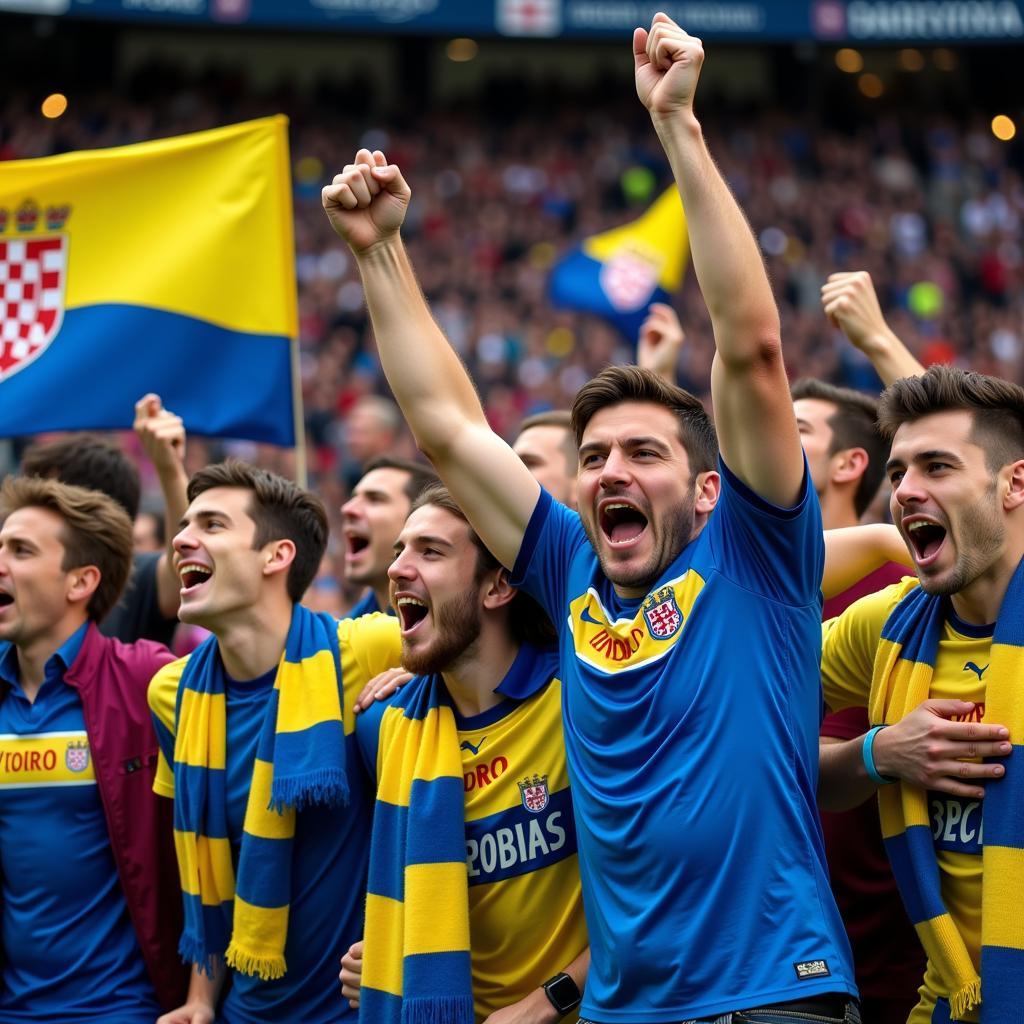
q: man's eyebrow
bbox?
[885,449,964,473]
[178,508,233,529]
[622,436,673,452]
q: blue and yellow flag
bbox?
[549,187,688,342]
[0,117,298,445]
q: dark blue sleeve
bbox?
[355,697,389,782]
[706,456,824,606]
[150,709,176,772]
[510,489,588,623]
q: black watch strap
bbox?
[542,972,582,1017]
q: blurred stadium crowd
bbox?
[1,52,1022,608]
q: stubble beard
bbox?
[401,586,483,676]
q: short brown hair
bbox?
[0,476,133,621]
[21,435,141,520]
[791,378,888,517]
[571,366,718,475]
[411,483,557,649]
[878,365,1024,473]
[361,457,439,504]
[516,410,577,476]
[187,461,328,603]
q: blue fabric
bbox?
[213,662,370,1024]
[343,590,381,620]
[510,464,855,1022]
[0,626,159,1023]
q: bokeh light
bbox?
[41,93,67,119]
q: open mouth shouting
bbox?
[395,593,429,637]
[0,590,13,614]
[344,529,370,563]
[599,499,649,549]
[902,515,948,568]
[178,561,213,595]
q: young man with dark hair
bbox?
[148,460,400,1024]
[20,393,189,646]
[0,476,185,1021]
[324,15,856,1022]
[341,455,438,617]
[513,412,578,510]
[819,364,1024,1024]
[343,484,584,1023]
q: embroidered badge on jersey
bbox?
[569,569,705,673]
[0,730,95,788]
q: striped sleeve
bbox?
[146,655,189,798]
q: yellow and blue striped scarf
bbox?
[871,559,1024,1022]
[360,674,474,1024]
[172,606,348,981]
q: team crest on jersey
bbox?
[642,586,683,639]
[65,739,90,773]
[0,199,71,383]
[518,773,549,813]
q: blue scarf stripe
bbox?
[361,987,403,1023]
[233,834,293,908]
[880,584,932,643]
[983,745,1024,847]
[173,765,230,837]
[394,678,452,720]
[367,800,406,902]
[406,777,471,865]
[884,826,948,924]
[404,950,473,992]
[994,568,1024,645]
[980,946,1024,1022]
[180,893,232,956]
[930,998,953,1024]
[272,720,350,810]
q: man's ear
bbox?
[263,538,297,579]
[1003,460,1024,512]
[482,567,517,611]
[693,470,720,517]
[66,565,101,608]
[831,447,869,486]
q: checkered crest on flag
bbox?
[0,235,67,383]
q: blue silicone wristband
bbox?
[862,725,897,785]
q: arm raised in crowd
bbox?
[821,270,925,385]
[323,152,539,571]
[636,302,685,385]
[636,15,802,507]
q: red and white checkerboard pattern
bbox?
[0,236,67,381]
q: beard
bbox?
[582,489,697,592]
[916,484,1005,597]
[401,585,483,676]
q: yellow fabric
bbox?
[568,569,705,675]
[0,117,296,337]
[458,679,586,1022]
[822,583,994,1024]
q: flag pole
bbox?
[290,335,307,488]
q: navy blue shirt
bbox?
[0,626,159,1023]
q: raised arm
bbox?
[821,524,913,599]
[322,152,539,570]
[636,15,802,506]
[821,271,925,386]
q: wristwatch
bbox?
[542,972,582,1017]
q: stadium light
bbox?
[835,48,863,73]
[992,115,1017,142]
[41,93,67,119]
[899,49,925,72]
[858,73,883,98]
[446,38,478,62]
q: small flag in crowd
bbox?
[549,187,688,343]
[0,116,298,445]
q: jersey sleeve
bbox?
[510,489,588,622]
[336,613,403,718]
[147,656,189,798]
[820,582,911,713]
[706,456,824,607]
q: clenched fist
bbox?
[323,149,411,255]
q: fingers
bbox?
[927,776,989,801]
[354,668,413,712]
[633,27,651,71]
[134,392,162,419]
[646,18,702,72]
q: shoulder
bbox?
[146,654,192,718]
[337,611,401,654]
[823,577,919,651]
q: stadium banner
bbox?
[0,116,299,446]
[41,0,1024,42]
[549,187,688,343]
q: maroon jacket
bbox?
[0,622,188,1010]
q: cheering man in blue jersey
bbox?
[324,16,857,1023]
